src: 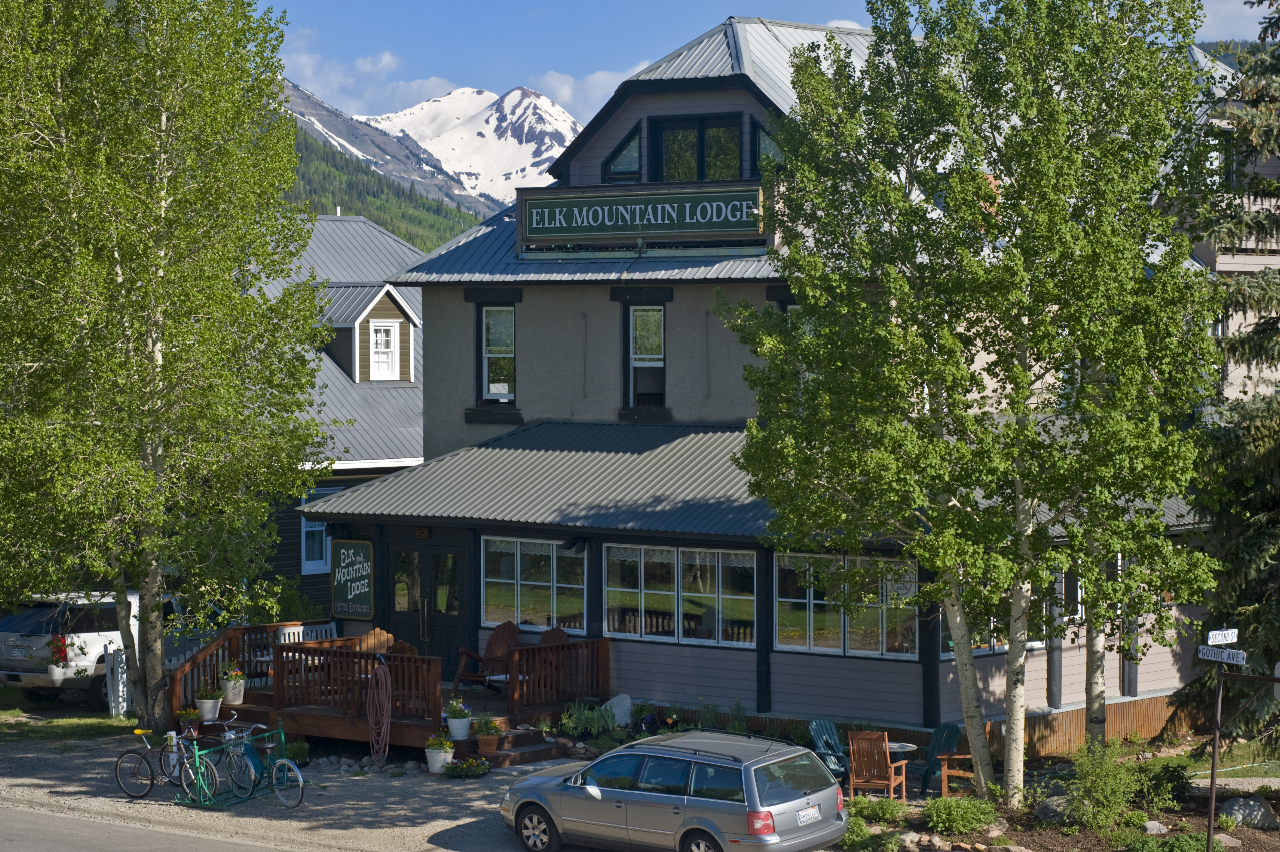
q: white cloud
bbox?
[827,18,863,29]
[1198,0,1266,41]
[282,30,456,117]
[531,61,652,123]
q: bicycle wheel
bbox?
[271,759,304,808]
[180,754,220,803]
[114,750,154,799]
[158,746,183,785]
[226,750,258,798]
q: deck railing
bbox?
[507,638,610,715]
[273,643,442,722]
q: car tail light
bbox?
[50,634,68,664]
[837,787,845,812]
[748,811,775,835]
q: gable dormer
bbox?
[324,283,422,382]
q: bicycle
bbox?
[222,722,305,808]
[115,727,220,801]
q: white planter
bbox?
[194,697,222,722]
[425,748,454,774]
[221,679,245,705]
[446,716,472,740]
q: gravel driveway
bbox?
[0,734,533,852]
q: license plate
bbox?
[796,805,820,826]
[7,647,27,659]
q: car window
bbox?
[583,754,643,790]
[67,605,119,634]
[0,604,61,634]
[636,757,691,796]
[689,763,745,802]
[752,753,836,806]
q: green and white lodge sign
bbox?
[332,540,374,620]
[519,185,763,244]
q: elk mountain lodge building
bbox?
[294,17,1202,744]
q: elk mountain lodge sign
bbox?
[331,540,374,620]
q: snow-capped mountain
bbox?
[358,88,582,204]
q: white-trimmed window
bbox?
[483,307,515,400]
[481,537,585,633]
[629,306,665,407]
[605,545,755,647]
[370,322,400,380]
[300,488,342,574]
[774,554,918,659]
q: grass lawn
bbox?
[1140,737,1280,779]
[0,686,135,742]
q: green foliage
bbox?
[285,741,309,764]
[1120,811,1150,829]
[1067,738,1139,830]
[475,714,502,736]
[424,732,453,751]
[840,816,871,850]
[243,575,322,624]
[631,700,658,726]
[536,718,551,732]
[561,701,614,737]
[1125,834,1223,852]
[289,129,479,253]
[443,757,490,778]
[698,701,718,730]
[195,684,222,701]
[1217,815,1237,832]
[1061,825,1079,836]
[845,795,907,824]
[1131,760,1190,812]
[728,699,749,733]
[445,698,472,720]
[922,796,996,834]
[788,723,810,747]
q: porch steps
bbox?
[454,727,568,768]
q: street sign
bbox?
[1199,645,1246,665]
[1208,628,1239,646]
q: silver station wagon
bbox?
[500,731,847,852]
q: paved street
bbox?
[0,806,286,852]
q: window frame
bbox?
[300,488,342,575]
[628,304,665,408]
[648,113,744,183]
[601,123,641,184]
[604,543,756,648]
[477,304,516,404]
[369,321,401,381]
[480,536,586,634]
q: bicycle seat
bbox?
[134,729,152,735]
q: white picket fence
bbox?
[104,645,131,717]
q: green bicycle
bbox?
[115,728,220,801]
[222,723,304,808]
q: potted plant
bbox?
[176,708,202,736]
[443,757,491,779]
[424,732,454,774]
[444,698,472,740]
[220,665,246,705]
[194,684,222,722]
[475,714,503,755]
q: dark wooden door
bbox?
[424,549,467,679]
[389,548,425,652]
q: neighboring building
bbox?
[266,215,426,609]
[302,20,1202,729]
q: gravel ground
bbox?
[0,734,553,852]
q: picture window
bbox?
[651,116,742,182]
[481,537,585,632]
[774,554,918,658]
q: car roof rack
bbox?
[623,729,797,763]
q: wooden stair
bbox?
[216,688,273,727]
[453,727,568,768]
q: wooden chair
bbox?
[451,621,519,698]
[539,627,569,645]
[847,731,907,802]
[904,723,963,796]
[809,720,851,789]
[938,751,976,798]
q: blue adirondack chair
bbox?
[904,723,964,795]
[808,719,850,788]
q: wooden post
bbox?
[273,644,283,713]
[1207,663,1224,852]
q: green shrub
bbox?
[285,741,310,764]
[631,700,658,726]
[1120,811,1149,829]
[840,816,871,850]
[698,701,719,729]
[561,701,614,737]
[1067,737,1139,829]
[922,796,997,834]
[728,699,749,734]
[443,757,490,779]
[846,796,908,824]
[837,817,899,852]
[1061,825,1078,836]
[1216,815,1237,832]
[788,723,810,747]
[1124,834,1223,852]
[1131,761,1190,813]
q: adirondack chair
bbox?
[848,731,908,802]
[451,621,520,697]
[904,723,963,795]
[808,720,851,788]
[483,626,573,693]
[387,640,418,656]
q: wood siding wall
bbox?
[358,293,412,382]
[770,652,923,725]
[609,640,759,713]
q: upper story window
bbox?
[300,488,341,575]
[649,115,742,182]
[603,127,640,184]
[482,306,515,401]
[369,322,400,380]
[751,120,785,178]
[630,306,664,407]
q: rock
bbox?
[518,723,533,730]
[974,845,987,851]
[900,831,921,847]
[985,818,1009,838]
[933,842,953,852]
[953,843,972,850]
[556,737,575,747]
[868,825,884,835]
[1216,835,1241,848]
[1143,821,1168,835]
[359,755,372,767]
[1036,796,1071,825]
[575,742,586,749]
[340,757,355,767]
[1142,752,1156,760]
[1220,795,1280,830]
[405,760,420,771]
[603,693,633,728]
[546,736,557,743]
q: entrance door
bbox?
[390,550,424,652]
[424,550,466,678]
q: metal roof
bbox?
[300,422,773,538]
[389,211,779,284]
[325,283,422,327]
[313,346,423,466]
[281,215,426,286]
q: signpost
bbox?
[1208,628,1238,646]
[1198,645,1246,665]
[1203,629,1248,852]
[331,540,374,620]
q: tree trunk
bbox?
[1085,612,1107,747]
[1003,573,1032,807]
[943,583,997,798]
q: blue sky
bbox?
[276,0,1266,123]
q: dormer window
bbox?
[650,115,742,182]
[603,127,640,184]
[369,322,400,380]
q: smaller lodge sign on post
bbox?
[332,540,374,620]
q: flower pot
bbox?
[221,679,245,705]
[195,697,222,722]
[425,748,454,774]
[179,721,201,737]
[476,734,501,755]
[446,716,472,740]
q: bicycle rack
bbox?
[174,721,306,810]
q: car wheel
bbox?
[681,830,724,852]
[20,688,60,704]
[87,675,110,712]
[517,804,561,852]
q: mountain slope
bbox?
[358,87,582,204]
[284,79,500,218]
[289,128,481,254]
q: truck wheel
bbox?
[20,688,60,704]
[87,675,110,712]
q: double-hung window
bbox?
[300,488,341,574]
[774,554,918,658]
[606,545,755,646]
[369,322,399,380]
[482,306,515,401]
[630,306,665,407]
[482,537,585,632]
